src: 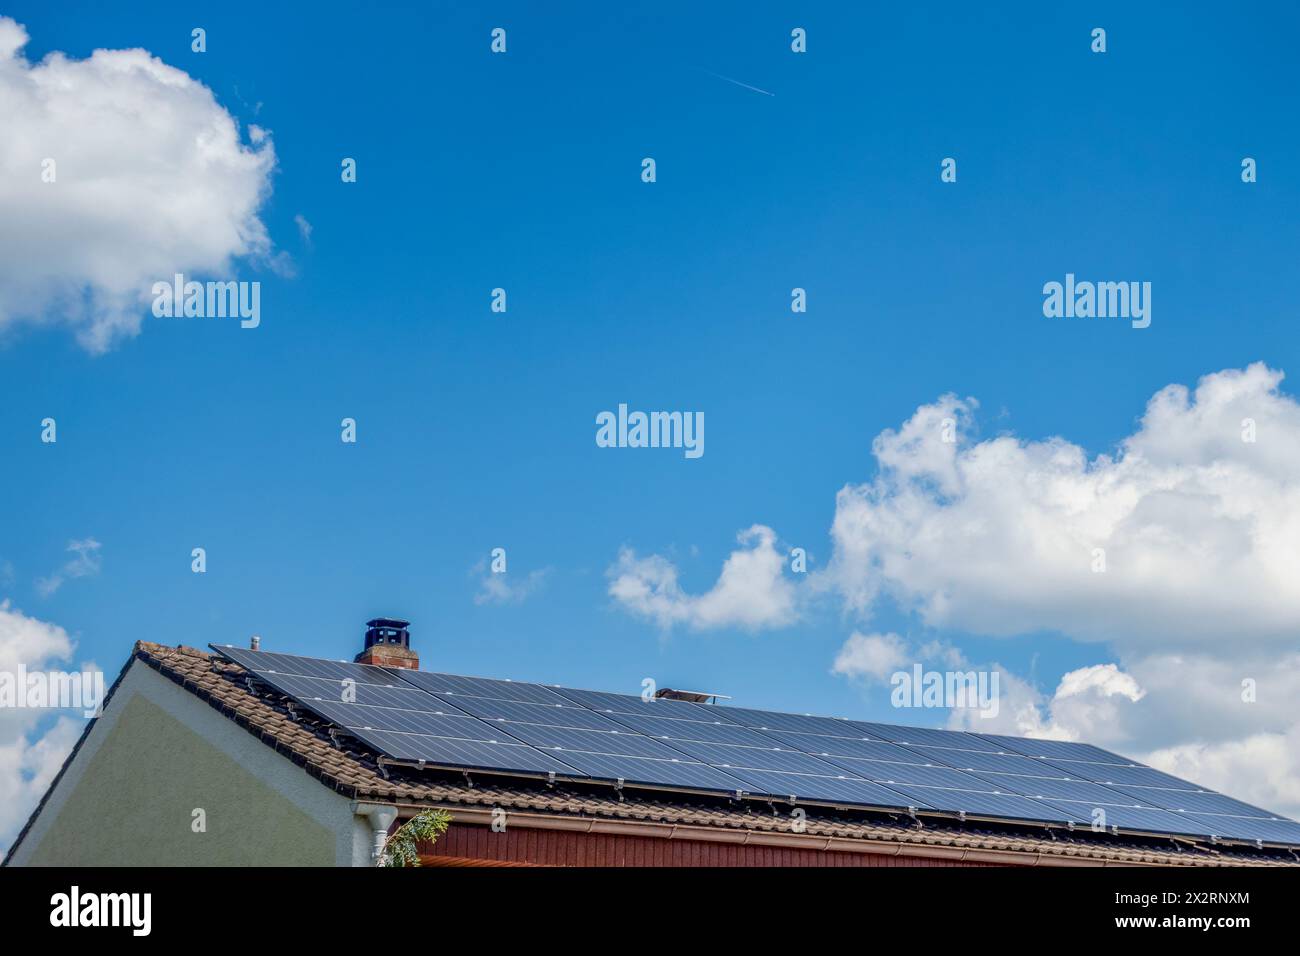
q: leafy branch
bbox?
[381,809,452,867]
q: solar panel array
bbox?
[211,645,1300,847]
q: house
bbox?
[6,621,1298,868]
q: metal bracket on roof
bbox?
[1255,839,1263,850]
[463,770,475,789]
[416,759,426,770]
[546,771,556,787]
[956,810,966,823]
[327,728,342,749]
[1066,821,1075,832]
[376,757,391,780]
[1209,833,1220,844]
[285,702,298,720]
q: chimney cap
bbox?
[366,617,410,629]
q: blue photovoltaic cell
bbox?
[910,747,1067,779]
[543,751,752,791]
[399,669,571,705]
[972,773,1147,805]
[257,672,466,714]
[977,733,1134,766]
[661,739,851,776]
[358,730,579,775]
[1050,761,1201,791]
[720,767,920,808]
[856,723,1007,753]
[1187,814,1300,844]
[819,757,1008,793]
[496,722,693,760]
[1112,786,1279,818]
[710,707,879,739]
[302,699,513,739]
[550,687,721,722]
[764,731,935,765]
[894,788,1071,823]
[446,695,621,731]
[603,711,785,747]
[212,645,397,685]
[1042,801,1215,836]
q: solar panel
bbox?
[498,722,694,760]
[1051,761,1201,791]
[399,669,571,705]
[213,644,398,685]
[893,788,1073,823]
[718,767,921,808]
[819,756,1012,793]
[1041,801,1215,836]
[972,774,1146,805]
[208,645,1300,846]
[977,733,1134,766]
[764,731,936,764]
[538,750,752,792]
[550,687,721,722]
[1110,786,1280,818]
[1186,814,1300,844]
[857,723,1006,753]
[447,695,620,732]
[661,739,854,776]
[255,672,464,713]
[602,711,785,747]
[710,706,879,738]
[357,731,580,775]
[909,747,1066,778]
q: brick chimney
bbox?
[356,618,419,669]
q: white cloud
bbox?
[35,538,101,597]
[831,632,909,682]
[0,17,276,351]
[473,565,550,606]
[826,363,1300,652]
[0,601,84,849]
[607,525,797,631]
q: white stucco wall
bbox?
[7,659,373,866]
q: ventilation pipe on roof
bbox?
[250,635,260,650]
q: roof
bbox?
[10,641,1300,867]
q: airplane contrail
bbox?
[699,68,774,97]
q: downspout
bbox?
[353,802,399,864]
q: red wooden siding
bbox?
[422,822,1003,867]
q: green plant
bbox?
[381,809,452,867]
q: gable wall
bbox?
[7,660,363,866]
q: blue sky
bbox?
[3,1,1300,836]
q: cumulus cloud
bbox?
[826,363,1300,652]
[0,17,276,351]
[831,632,909,681]
[35,538,101,597]
[607,525,797,631]
[0,601,84,849]
[473,564,550,606]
